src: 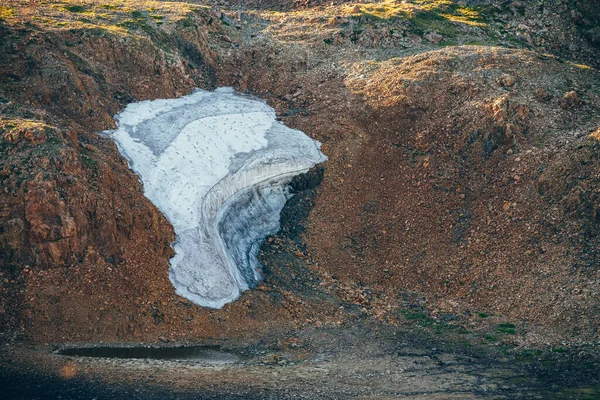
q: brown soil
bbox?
[0,0,599,351]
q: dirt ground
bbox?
[2,319,600,399]
[1,1,600,398]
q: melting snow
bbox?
[107,88,326,308]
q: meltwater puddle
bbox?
[57,345,245,363]
[107,88,326,309]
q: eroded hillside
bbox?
[0,0,599,347]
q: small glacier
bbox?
[107,88,327,308]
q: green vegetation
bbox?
[64,5,86,13]
[518,349,543,360]
[81,149,98,174]
[261,0,497,45]
[118,10,150,31]
[551,347,568,353]
[348,1,411,21]
[478,312,489,318]
[0,5,16,20]
[485,334,498,342]
[402,310,429,320]
[497,323,516,335]
[0,0,207,35]
[349,0,488,32]
[100,4,119,11]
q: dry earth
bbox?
[1,0,600,397]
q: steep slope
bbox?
[0,0,599,345]
[304,47,600,341]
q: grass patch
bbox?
[551,347,568,353]
[348,1,411,21]
[478,312,489,318]
[519,349,543,360]
[81,150,98,173]
[497,323,516,334]
[2,0,205,34]
[260,0,494,45]
[412,10,460,37]
[402,310,429,320]
[485,334,498,342]
[100,4,119,11]
[346,0,487,27]
[64,5,86,13]
[0,5,16,21]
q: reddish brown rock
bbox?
[560,91,583,109]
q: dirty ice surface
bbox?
[107,88,326,308]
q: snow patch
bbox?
[107,88,326,308]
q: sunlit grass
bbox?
[258,1,489,44]
[0,5,16,20]
[348,0,486,27]
[0,0,208,35]
[343,1,412,20]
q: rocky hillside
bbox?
[0,0,599,344]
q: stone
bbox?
[534,88,552,102]
[424,31,443,44]
[560,91,582,110]
[498,74,516,87]
[589,127,600,140]
[438,313,457,322]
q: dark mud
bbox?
[57,345,245,363]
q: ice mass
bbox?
[108,88,327,308]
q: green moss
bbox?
[350,28,362,44]
[64,5,86,13]
[497,323,516,334]
[413,10,459,36]
[349,2,411,21]
[402,310,428,320]
[181,15,197,28]
[499,323,515,328]
[119,15,149,31]
[81,153,97,171]
[519,349,543,360]
[551,347,568,353]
